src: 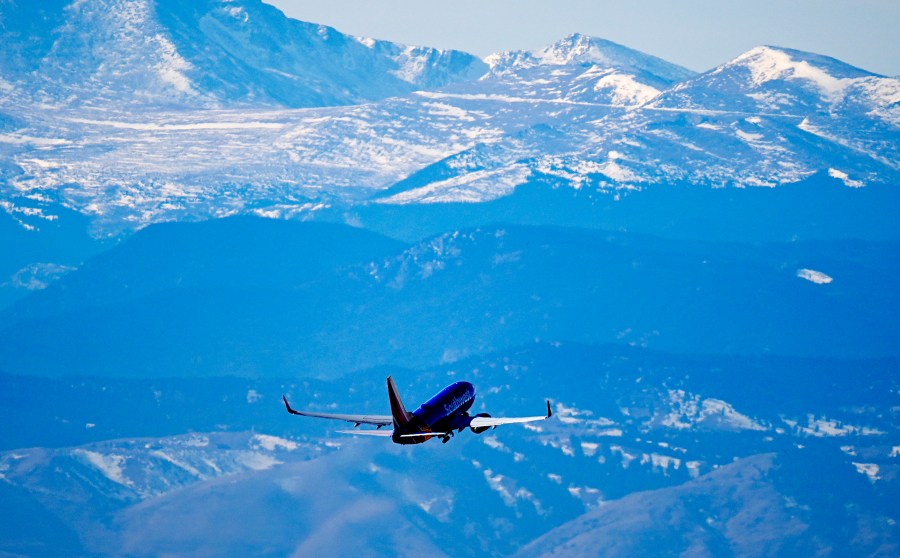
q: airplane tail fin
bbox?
[387,376,412,428]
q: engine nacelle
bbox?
[470,413,492,434]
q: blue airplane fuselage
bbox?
[394,381,475,444]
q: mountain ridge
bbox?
[2,27,895,238]
[3,219,898,379]
[0,0,488,108]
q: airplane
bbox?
[282,375,552,444]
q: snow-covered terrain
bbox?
[1,350,896,557]
[0,0,486,109]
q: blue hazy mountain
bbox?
[0,201,110,309]
[1,218,898,379]
[354,171,900,244]
[512,453,895,558]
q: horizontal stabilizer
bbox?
[335,429,394,437]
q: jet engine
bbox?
[470,413,492,434]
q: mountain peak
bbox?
[486,34,695,84]
[535,33,624,66]
[713,45,877,92]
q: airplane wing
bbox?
[283,395,393,427]
[469,400,553,429]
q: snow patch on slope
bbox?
[592,71,661,106]
[253,434,298,452]
[797,268,833,284]
[783,415,884,437]
[852,462,880,482]
[74,449,133,487]
[151,33,196,95]
[378,164,532,204]
[660,390,766,432]
[728,46,850,97]
[827,168,864,187]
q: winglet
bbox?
[283,395,301,416]
[546,400,552,418]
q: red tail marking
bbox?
[387,375,412,428]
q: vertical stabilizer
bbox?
[387,376,412,428]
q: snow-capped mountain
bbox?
[646,45,900,174]
[379,43,898,204]
[460,34,697,111]
[649,45,895,116]
[486,33,695,86]
[2,21,897,241]
[0,0,487,108]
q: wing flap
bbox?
[335,429,394,437]
[334,431,450,439]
